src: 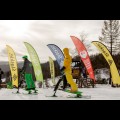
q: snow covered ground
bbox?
[1,84,120,100]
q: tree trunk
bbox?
[110,21,113,86]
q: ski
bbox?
[67,95,91,99]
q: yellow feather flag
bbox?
[6,45,18,87]
[49,57,55,85]
[92,41,120,84]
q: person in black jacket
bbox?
[82,66,87,79]
[53,67,67,96]
[20,55,37,94]
[0,68,4,89]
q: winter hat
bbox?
[22,55,28,59]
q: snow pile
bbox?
[94,68,110,81]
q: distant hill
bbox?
[0,61,38,82]
[0,61,23,72]
[0,60,60,80]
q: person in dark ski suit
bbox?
[17,72,25,93]
[82,67,87,79]
[53,67,67,96]
[20,55,37,94]
[54,67,67,90]
[0,68,4,89]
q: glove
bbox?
[20,70,24,75]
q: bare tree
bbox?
[70,31,92,57]
[69,48,78,57]
[99,20,120,55]
[80,31,90,49]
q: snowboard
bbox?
[46,90,82,98]
[67,95,91,99]
[22,92,38,95]
[22,89,38,95]
[12,92,38,95]
[63,89,83,97]
[12,89,38,95]
[63,90,91,99]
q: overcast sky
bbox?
[0,20,104,63]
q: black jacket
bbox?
[0,70,4,79]
[21,59,34,74]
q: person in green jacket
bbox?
[20,55,37,94]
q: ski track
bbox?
[1,85,120,100]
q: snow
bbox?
[1,78,6,83]
[48,80,54,86]
[1,84,120,100]
[95,68,110,81]
[0,69,119,100]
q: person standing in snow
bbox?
[20,55,37,94]
[17,71,25,93]
[53,67,68,95]
[0,68,4,89]
[82,66,87,79]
